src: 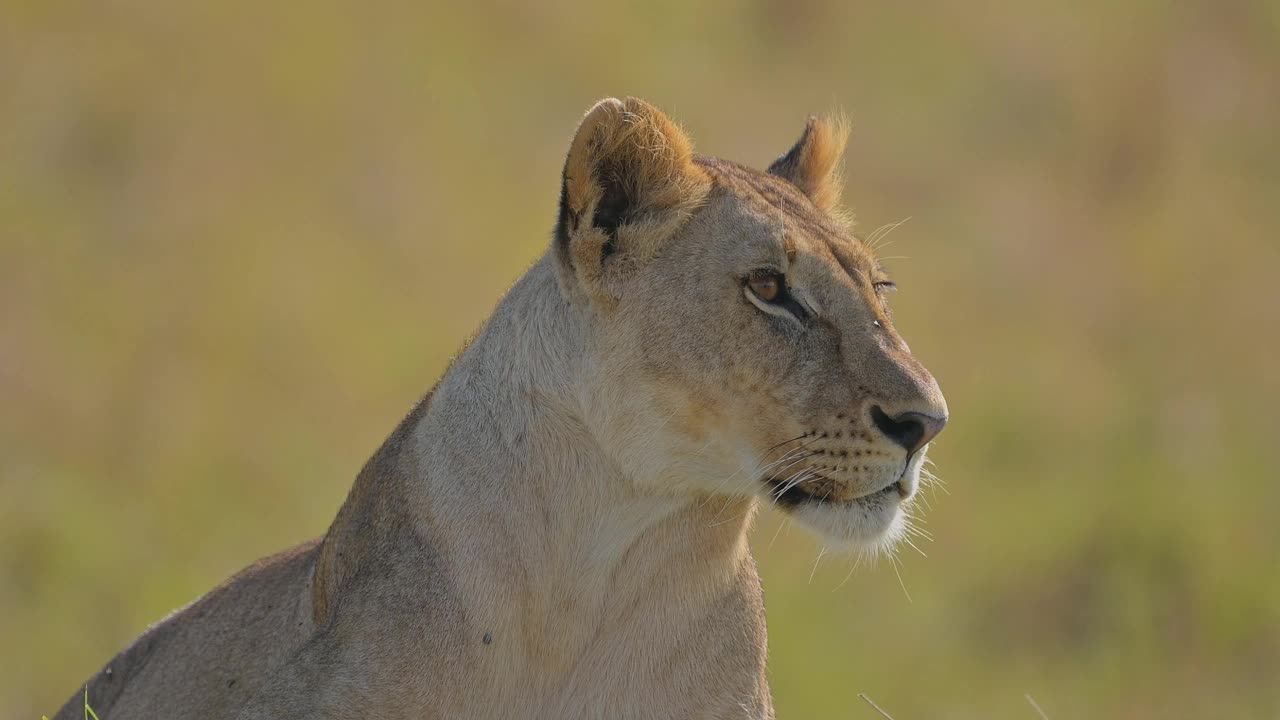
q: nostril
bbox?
[871,406,945,454]
[870,406,923,451]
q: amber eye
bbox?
[748,273,782,302]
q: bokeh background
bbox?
[3,1,1279,717]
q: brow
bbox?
[698,156,838,241]
[828,241,873,287]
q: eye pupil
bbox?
[749,274,781,302]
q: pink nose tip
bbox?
[870,406,947,454]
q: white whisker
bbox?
[1025,694,1051,720]
[902,535,927,558]
[768,517,789,550]
[889,552,912,604]
[809,546,827,584]
[865,216,911,252]
[835,547,870,590]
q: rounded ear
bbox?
[553,97,710,305]
[767,115,850,212]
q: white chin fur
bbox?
[779,452,927,550]
[783,491,906,550]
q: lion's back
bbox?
[54,540,321,720]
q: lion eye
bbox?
[744,270,810,322]
[748,273,782,302]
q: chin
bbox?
[763,452,926,551]
[779,485,908,550]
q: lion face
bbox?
[555,98,947,548]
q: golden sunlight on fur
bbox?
[558,97,712,302]
[54,98,945,720]
[766,114,850,213]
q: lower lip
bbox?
[767,476,901,508]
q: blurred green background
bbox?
[3,1,1278,717]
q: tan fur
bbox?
[767,114,850,213]
[560,97,712,304]
[55,98,946,720]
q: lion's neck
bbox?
[386,255,759,674]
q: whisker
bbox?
[865,216,912,252]
[701,441,818,518]
[773,469,818,500]
[768,517,789,550]
[705,507,754,528]
[901,517,934,542]
[1025,694,1051,720]
[902,536,927,558]
[758,448,818,479]
[695,468,744,511]
[916,490,934,512]
[754,433,810,470]
[704,448,819,522]
[809,546,828,584]
[767,453,817,482]
[858,693,898,720]
[889,552,913,604]
[835,548,869,590]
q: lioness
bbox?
[55,98,947,719]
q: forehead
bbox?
[694,156,878,276]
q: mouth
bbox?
[757,457,924,547]
[764,473,906,509]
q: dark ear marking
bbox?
[767,114,849,212]
[554,178,573,252]
[553,97,711,301]
[767,117,817,181]
[593,164,631,256]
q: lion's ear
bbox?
[767,115,849,212]
[554,97,710,304]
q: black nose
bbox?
[870,406,947,455]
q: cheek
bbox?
[616,278,846,427]
[717,315,842,409]
[666,380,728,442]
[629,289,752,376]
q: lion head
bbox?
[553,97,948,549]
